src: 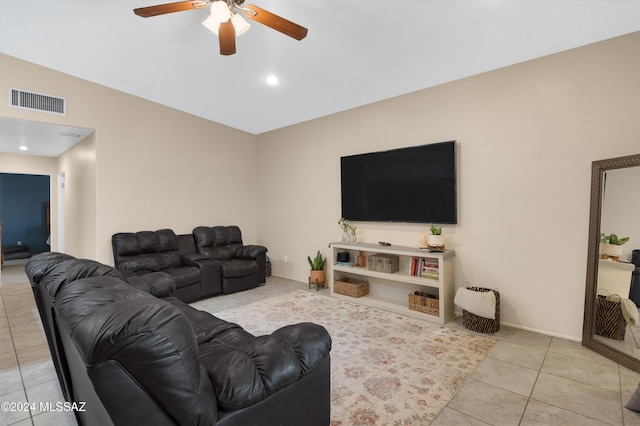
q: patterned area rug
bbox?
[215,290,495,425]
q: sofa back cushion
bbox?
[193,226,244,260]
[112,229,183,273]
[25,252,77,286]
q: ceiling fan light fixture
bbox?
[202,14,221,34]
[202,1,231,34]
[210,1,231,20]
[231,12,250,36]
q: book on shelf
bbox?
[410,257,440,279]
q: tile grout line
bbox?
[515,334,553,425]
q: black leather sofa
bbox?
[25,253,332,426]
[112,227,266,302]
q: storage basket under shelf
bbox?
[334,277,369,298]
[408,291,439,316]
[462,287,500,333]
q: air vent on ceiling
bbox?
[8,87,66,115]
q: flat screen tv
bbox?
[341,141,457,224]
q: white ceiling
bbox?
[0,117,94,157]
[1,0,640,157]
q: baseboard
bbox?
[453,309,580,342]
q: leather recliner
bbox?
[193,226,267,294]
[25,254,332,426]
[112,229,221,302]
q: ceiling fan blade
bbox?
[134,0,208,18]
[219,21,236,55]
[243,5,307,40]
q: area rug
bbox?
[215,290,495,425]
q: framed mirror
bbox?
[582,153,640,373]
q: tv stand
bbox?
[329,242,455,325]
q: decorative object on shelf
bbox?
[367,253,399,273]
[334,277,369,298]
[408,291,439,316]
[337,251,350,263]
[599,233,630,262]
[419,233,429,249]
[357,250,366,267]
[307,250,326,285]
[456,284,500,333]
[338,218,357,244]
[426,223,445,251]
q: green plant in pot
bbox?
[308,250,327,284]
[427,223,445,250]
[600,233,630,261]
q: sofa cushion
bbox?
[112,229,180,263]
[127,272,176,298]
[168,297,242,344]
[118,257,159,274]
[166,266,201,287]
[40,259,125,298]
[117,252,182,274]
[221,258,258,278]
[199,322,331,410]
[25,252,77,286]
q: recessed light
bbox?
[265,74,279,86]
[19,145,28,151]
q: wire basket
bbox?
[462,287,500,333]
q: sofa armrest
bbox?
[192,259,222,297]
[201,322,331,410]
[126,272,176,298]
[235,245,267,260]
[182,252,211,265]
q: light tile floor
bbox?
[1,262,639,426]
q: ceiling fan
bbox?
[134,0,308,56]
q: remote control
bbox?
[378,241,391,246]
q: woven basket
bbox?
[462,287,500,333]
[408,291,439,316]
[334,277,369,298]
[595,295,626,340]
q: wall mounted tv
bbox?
[341,141,457,224]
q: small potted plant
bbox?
[427,223,445,250]
[308,250,327,284]
[338,218,357,244]
[600,233,630,261]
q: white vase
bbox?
[606,244,623,259]
[600,243,623,260]
[427,234,445,248]
[342,229,357,244]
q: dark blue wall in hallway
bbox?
[0,173,51,255]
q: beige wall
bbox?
[57,134,97,258]
[0,54,258,264]
[257,32,640,340]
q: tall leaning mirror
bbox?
[582,153,640,373]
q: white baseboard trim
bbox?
[453,309,581,342]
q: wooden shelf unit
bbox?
[329,242,455,325]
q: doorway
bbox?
[0,173,51,264]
